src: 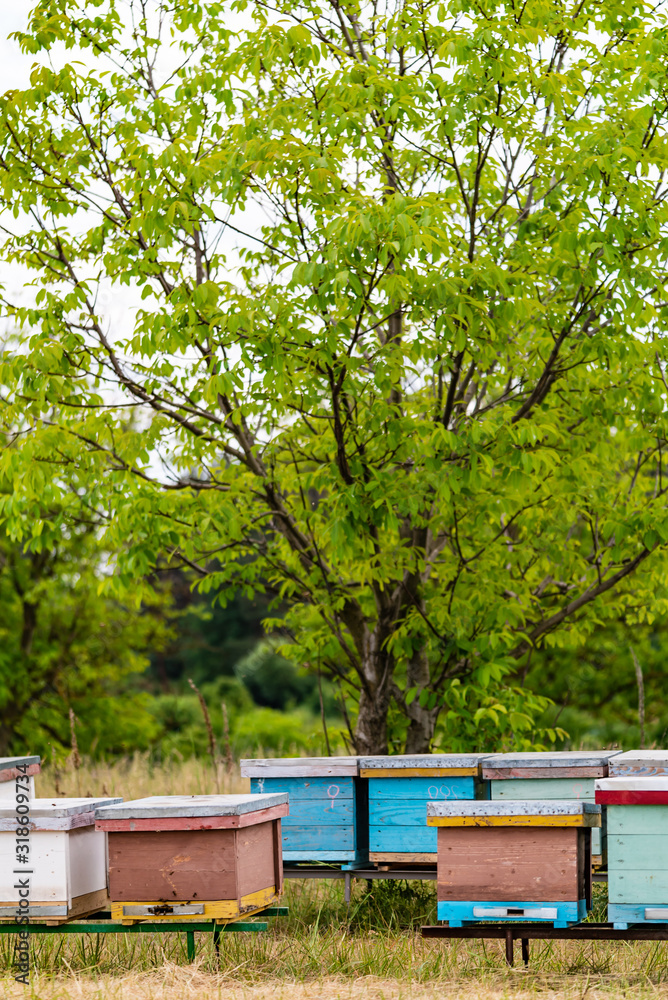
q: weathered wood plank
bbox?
[608,835,668,871]
[607,805,668,836]
[360,754,488,775]
[241,757,359,778]
[427,800,601,828]
[96,793,287,821]
[485,767,606,780]
[250,776,354,800]
[96,802,289,832]
[437,826,580,901]
[608,870,668,905]
[490,778,596,800]
[367,776,477,800]
[237,822,278,898]
[281,825,355,850]
[369,851,437,863]
[108,829,238,902]
[608,751,668,777]
[482,751,619,772]
[370,825,437,852]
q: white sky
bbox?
[0,9,33,92]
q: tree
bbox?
[0,497,173,758]
[1,0,668,754]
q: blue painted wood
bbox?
[368,777,476,800]
[281,824,354,850]
[608,903,668,928]
[368,775,480,856]
[370,824,436,852]
[250,777,354,800]
[249,774,367,863]
[437,899,586,928]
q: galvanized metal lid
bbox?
[0,796,122,831]
[95,792,289,819]
[427,799,601,827]
[482,751,619,769]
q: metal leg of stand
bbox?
[186,929,196,962]
[505,927,514,967]
[214,925,221,956]
[345,871,352,906]
[521,938,529,966]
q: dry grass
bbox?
[3,756,667,998]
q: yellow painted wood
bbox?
[427,814,601,828]
[112,885,279,924]
[360,767,479,778]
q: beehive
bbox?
[608,750,668,777]
[427,800,600,927]
[241,757,367,865]
[596,775,668,927]
[0,797,121,923]
[0,756,40,801]
[483,750,619,865]
[359,754,491,864]
[95,793,288,923]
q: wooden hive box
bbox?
[95,793,288,924]
[608,750,668,777]
[483,750,619,866]
[0,756,41,801]
[596,774,668,928]
[427,800,601,927]
[359,754,491,865]
[240,757,367,866]
[0,796,122,924]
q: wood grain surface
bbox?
[437,826,582,901]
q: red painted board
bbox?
[96,802,288,833]
[595,790,668,805]
[0,763,41,783]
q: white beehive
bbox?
[0,797,121,924]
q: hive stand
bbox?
[359,753,491,865]
[95,793,288,924]
[0,756,41,801]
[0,797,122,923]
[241,757,368,868]
[0,907,289,962]
[483,750,619,867]
[596,774,668,928]
[427,799,601,928]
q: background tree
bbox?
[2,0,668,753]
[0,497,173,757]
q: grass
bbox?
[4,755,668,997]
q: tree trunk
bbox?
[403,647,436,753]
[353,627,394,755]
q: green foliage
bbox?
[3,0,668,752]
[525,616,668,749]
[0,516,172,758]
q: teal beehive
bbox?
[597,770,668,927]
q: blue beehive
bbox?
[359,754,491,863]
[597,770,668,928]
[427,799,601,927]
[240,756,367,866]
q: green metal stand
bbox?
[0,907,289,962]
